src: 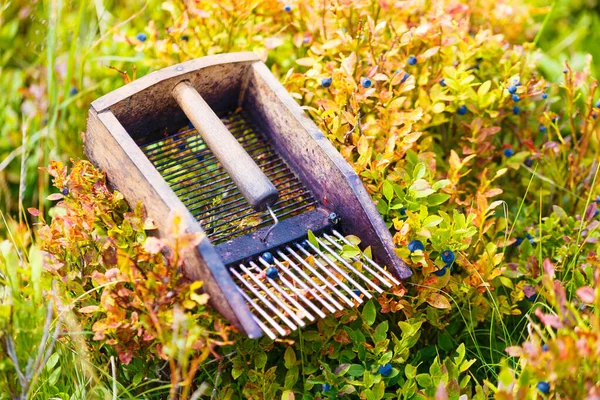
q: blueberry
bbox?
[400,207,407,216]
[537,381,550,394]
[513,106,520,115]
[596,195,600,203]
[61,188,69,196]
[504,148,514,157]
[300,239,310,248]
[433,266,447,276]
[69,87,78,96]
[401,72,410,83]
[594,113,598,119]
[596,100,600,108]
[361,77,372,88]
[542,93,548,100]
[524,158,533,167]
[526,233,535,244]
[542,344,549,352]
[407,55,417,65]
[507,85,517,94]
[353,288,361,297]
[284,4,292,12]
[378,363,393,377]
[514,237,523,246]
[539,125,547,133]
[440,78,446,87]
[457,105,467,115]
[513,78,521,86]
[407,240,424,252]
[322,383,331,392]
[136,33,147,42]
[181,35,189,41]
[321,77,332,88]
[188,121,194,130]
[266,266,279,279]
[262,252,274,264]
[527,293,538,302]
[551,116,559,123]
[512,94,520,102]
[441,249,455,264]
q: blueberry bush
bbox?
[1,0,600,398]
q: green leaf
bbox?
[383,180,394,201]
[347,364,365,376]
[413,163,427,180]
[284,346,296,369]
[307,230,319,249]
[422,215,443,227]
[46,352,60,371]
[362,300,376,326]
[428,193,450,206]
[405,364,417,380]
[415,373,432,388]
[341,244,361,258]
[432,179,451,191]
[254,351,268,370]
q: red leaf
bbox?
[543,259,555,279]
[577,286,595,304]
[46,193,64,201]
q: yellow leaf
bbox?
[295,57,315,67]
[477,80,491,96]
[432,103,445,113]
[426,293,451,309]
[373,73,388,81]
[322,38,342,49]
[78,306,100,314]
[265,36,284,49]
[281,391,295,400]
[422,46,440,59]
[191,292,210,306]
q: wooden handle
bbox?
[172,81,278,211]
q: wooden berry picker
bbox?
[85,52,412,339]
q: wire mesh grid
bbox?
[230,229,400,339]
[138,110,317,244]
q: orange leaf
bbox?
[426,293,451,309]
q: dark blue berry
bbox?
[596,195,600,203]
[433,266,447,276]
[321,77,332,88]
[262,252,274,264]
[504,148,514,157]
[378,363,393,377]
[507,85,517,94]
[457,105,467,115]
[266,266,279,279]
[407,55,417,65]
[539,125,547,133]
[401,72,409,83]
[441,249,455,264]
[512,94,520,102]
[524,158,533,167]
[594,113,598,119]
[322,383,331,392]
[541,93,548,100]
[188,121,194,129]
[514,237,524,246]
[596,100,600,108]
[542,344,549,352]
[513,106,520,115]
[407,240,424,253]
[69,87,78,96]
[440,78,446,87]
[181,35,189,41]
[513,79,521,86]
[527,293,538,302]
[61,188,69,196]
[300,239,310,248]
[537,381,550,394]
[353,288,361,297]
[400,207,407,216]
[526,233,535,244]
[284,4,292,12]
[136,33,147,42]
[361,77,372,88]
[552,116,559,123]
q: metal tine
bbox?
[274,251,341,312]
[331,229,401,286]
[286,246,356,307]
[257,257,327,318]
[140,127,196,150]
[210,200,318,242]
[300,242,369,301]
[230,267,298,331]
[248,261,315,322]
[322,233,393,288]
[238,265,306,327]
[250,316,277,341]
[146,135,206,161]
[236,288,285,337]
[314,236,383,294]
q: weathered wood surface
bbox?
[92,52,261,144]
[172,81,278,211]
[243,62,412,280]
[84,108,263,338]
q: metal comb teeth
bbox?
[229,229,400,339]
